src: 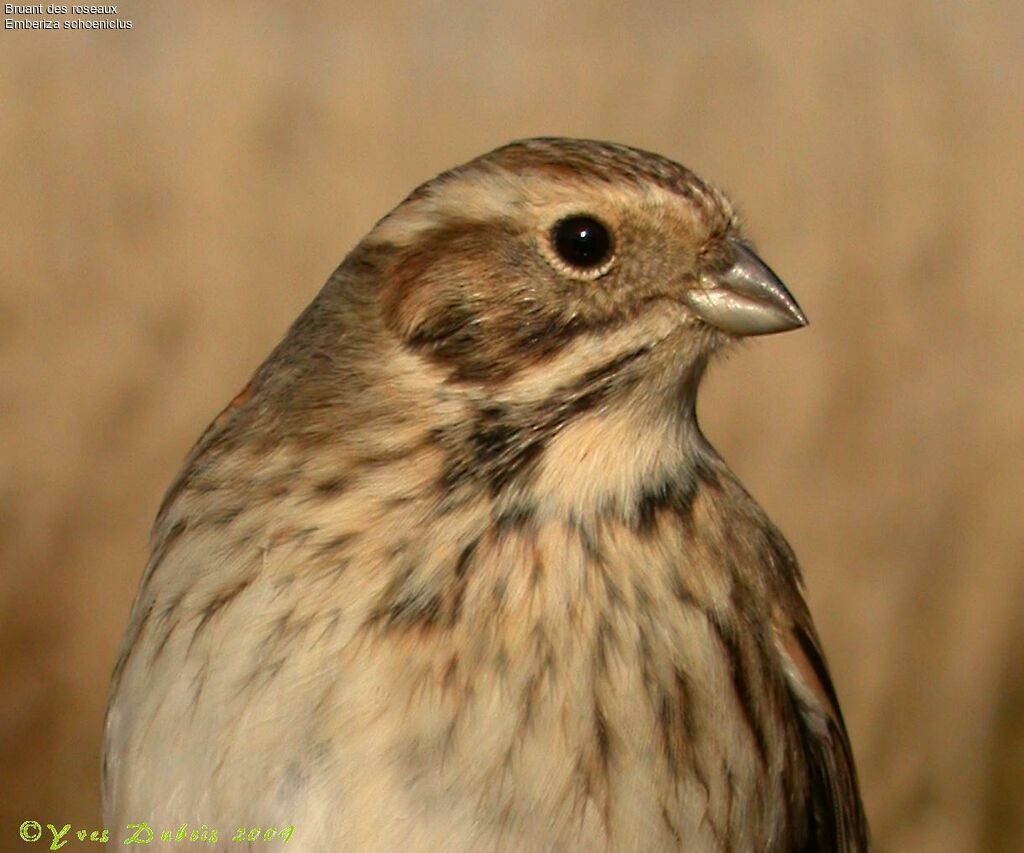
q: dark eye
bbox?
[551,215,613,272]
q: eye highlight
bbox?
[547,215,614,279]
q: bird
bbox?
[103,137,869,851]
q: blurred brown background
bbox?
[2,2,1022,850]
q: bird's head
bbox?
[362,138,805,410]
[230,139,807,517]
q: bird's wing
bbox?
[774,604,871,852]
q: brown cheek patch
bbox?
[380,222,590,383]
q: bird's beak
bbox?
[683,239,808,336]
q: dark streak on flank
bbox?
[141,518,188,587]
[529,546,545,589]
[313,476,349,496]
[209,506,244,526]
[660,803,683,845]
[454,538,479,580]
[149,589,188,665]
[494,502,536,534]
[313,609,342,647]
[449,537,481,625]
[708,611,770,768]
[589,696,614,832]
[673,666,700,746]
[239,656,286,695]
[569,513,603,564]
[441,655,459,693]
[594,699,612,775]
[491,576,507,609]
[190,660,209,710]
[108,598,155,692]
[188,578,253,656]
[267,608,298,645]
[517,671,539,734]
[598,565,625,613]
[367,537,481,634]
[758,520,805,595]
[641,592,707,794]
[315,532,357,557]
[669,568,699,609]
[315,559,349,584]
[380,589,443,631]
[365,562,417,630]
[724,766,738,851]
[594,616,615,676]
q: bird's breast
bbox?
[107,430,804,850]
[303,495,800,850]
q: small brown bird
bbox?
[104,138,868,851]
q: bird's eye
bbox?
[549,215,614,277]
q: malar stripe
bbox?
[537,344,650,429]
[437,346,652,495]
[572,344,651,388]
[631,475,699,533]
[482,346,651,494]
